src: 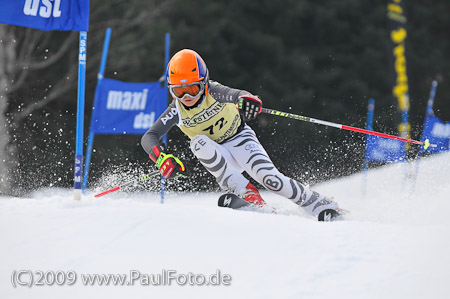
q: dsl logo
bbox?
[24,0,62,18]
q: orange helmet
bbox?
[166,49,209,99]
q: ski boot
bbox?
[239,182,266,207]
[218,183,267,210]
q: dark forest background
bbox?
[1,0,449,195]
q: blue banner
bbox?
[0,0,89,32]
[92,78,166,135]
[419,115,450,154]
[365,135,406,162]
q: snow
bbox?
[1,152,450,299]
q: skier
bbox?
[141,49,342,221]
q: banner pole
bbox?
[82,28,112,193]
[160,32,170,204]
[74,31,88,200]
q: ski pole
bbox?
[261,107,436,149]
[94,170,160,198]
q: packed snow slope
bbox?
[1,152,450,299]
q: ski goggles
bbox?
[169,81,205,101]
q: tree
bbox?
[0,25,16,194]
[0,0,172,195]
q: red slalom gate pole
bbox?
[94,170,160,198]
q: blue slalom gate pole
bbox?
[362,98,375,197]
[412,80,438,190]
[400,93,410,190]
[82,28,112,194]
[425,81,438,119]
[74,31,88,200]
[160,32,170,204]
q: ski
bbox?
[218,193,251,209]
[317,208,348,221]
[218,193,347,221]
